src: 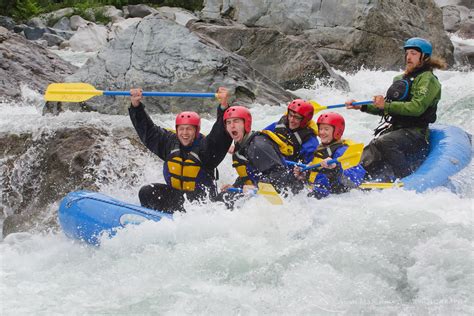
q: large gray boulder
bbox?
[189,20,349,90]
[1,128,102,236]
[0,125,149,237]
[126,4,158,18]
[37,7,75,26]
[65,13,295,115]
[70,15,89,31]
[0,16,15,30]
[68,22,108,52]
[441,5,471,32]
[157,6,199,26]
[201,0,454,70]
[0,26,77,100]
[457,19,474,38]
[52,16,72,31]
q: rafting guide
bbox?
[346,37,447,181]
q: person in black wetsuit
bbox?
[218,106,302,207]
[129,87,232,213]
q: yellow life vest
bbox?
[232,151,254,185]
[261,117,315,160]
[166,148,202,191]
[308,139,356,184]
[261,130,295,157]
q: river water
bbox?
[0,53,472,314]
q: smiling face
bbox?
[287,110,304,130]
[176,124,197,147]
[318,123,335,145]
[225,118,246,143]
[405,48,422,73]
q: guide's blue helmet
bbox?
[403,37,432,57]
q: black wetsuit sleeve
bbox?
[247,135,302,192]
[128,103,174,160]
[199,106,233,169]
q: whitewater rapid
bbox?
[0,67,472,314]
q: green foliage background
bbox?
[0,0,203,22]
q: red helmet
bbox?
[287,99,314,128]
[317,112,345,140]
[223,106,252,133]
[176,111,201,134]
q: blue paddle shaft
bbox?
[226,187,258,195]
[302,158,339,171]
[286,159,337,171]
[285,160,307,168]
[326,100,372,109]
[103,91,216,98]
[227,187,243,193]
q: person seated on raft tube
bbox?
[346,37,447,181]
[262,99,319,165]
[129,87,232,213]
[294,112,366,199]
[219,106,303,204]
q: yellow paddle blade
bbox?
[44,83,103,102]
[309,100,327,114]
[359,182,404,189]
[307,119,319,136]
[339,143,364,170]
[257,182,283,205]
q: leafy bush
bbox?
[12,0,42,21]
[93,7,112,25]
[0,0,204,22]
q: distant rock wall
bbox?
[201,0,454,70]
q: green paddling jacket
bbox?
[361,69,441,138]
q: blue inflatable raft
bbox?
[58,124,471,245]
[402,124,471,191]
[59,191,172,245]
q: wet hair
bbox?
[405,55,447,76]
[424,56,448,70]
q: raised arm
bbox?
[129,88,174,160]
[200,87,233,169]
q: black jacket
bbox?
[233,132,302,193]
[129,103,232,191]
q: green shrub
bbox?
[0,0,204,22]
[12,0,43,21]
[93,7,112,25]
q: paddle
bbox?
[227,182,283,205]
[358,182,404,189]
[44,83,217,102]
[286,143,364,172]
[309,100,372,115]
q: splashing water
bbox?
[0,67,472,314]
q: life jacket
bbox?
[231,132,259,185]
[165,141,209,192]
[262,116,315,161]
[379,67,437,133]
[308,139,356,184]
